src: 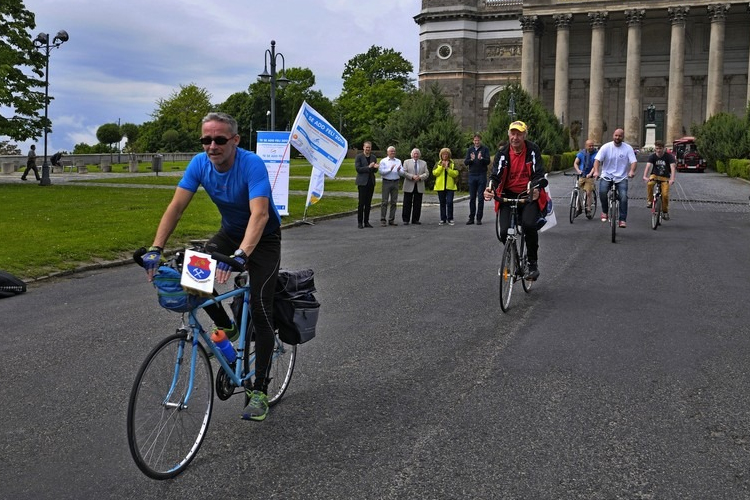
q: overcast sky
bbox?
[8,0,421,154]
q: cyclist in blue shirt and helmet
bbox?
[574,139,597,217]
[142,112,281,422]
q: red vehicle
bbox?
[672,136,706,173]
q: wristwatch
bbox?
[233,249,247,259]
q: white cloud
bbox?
[5,0,421,152]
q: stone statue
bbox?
[647,103,656,124]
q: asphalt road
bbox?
[1,169,749,499]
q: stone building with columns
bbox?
[414,0,750,147]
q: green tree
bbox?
[375,84,464,189]
[96,122,123,162]
[96,123,122,147]
[0,140,21,155]
[278,67,334,131]
[120,122,139,151]
[693,111,750,168]
[151,83,212,151]
[485,83,567,156]
[338,46,415,148]
[218,91,254,149]
[0,2,46,141]
[161,129,180,152]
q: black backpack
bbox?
[0,271,26,299]
[230,269,320,345]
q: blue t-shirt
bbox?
[178,148,281,239]
[575,149,596,176]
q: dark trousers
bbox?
[358,183,375,224]
[402,185,423,223]
[437,190,455,222]
[468,174,487,221]
[497,199,541,262]
[22,161,40,180]
[206,228,281,392]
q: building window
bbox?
[438,44,452,59]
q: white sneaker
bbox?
[448,220,455,226]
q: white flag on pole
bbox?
[305,167,325,207]
[290,101,348,179]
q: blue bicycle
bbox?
[127,249,297,480]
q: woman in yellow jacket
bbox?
[433,147,459,225]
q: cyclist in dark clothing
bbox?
[485,120,546,280]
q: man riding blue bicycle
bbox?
[484,120,547,281]
[141,112,281,422]
[592,128,637,228]
[574,139,597,217]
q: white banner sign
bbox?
[256,131,291,216]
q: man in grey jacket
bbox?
[400,148,429,225]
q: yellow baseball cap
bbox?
[508,121,528,133]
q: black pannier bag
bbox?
[230,269,320,345]
[274,269,319,345]
[0,271,26,299]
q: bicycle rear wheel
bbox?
[587,188,597,219]
[610,197,618,243]
[499,241,515,312]
[569,190,578,224]
[127,332,213,480]
[267,335,297,405]
[243,333,297,407]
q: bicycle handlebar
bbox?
[132,247,244,273]
[211,252,245,272]
[133,247,147,267]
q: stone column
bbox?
[623,9,644,146]
[587,12,608,145]
[520,15,538,96]
[706,4,730,119]
[667,7,689,145]
[553,14,572,125]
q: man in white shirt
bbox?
[592,128,637,228]
[378,146,402,226]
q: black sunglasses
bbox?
[199,135,235,145]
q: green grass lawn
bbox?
[0,182,356,280]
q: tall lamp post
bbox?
[258,40,289,131]
[33,30,69,186]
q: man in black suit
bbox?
[354,141,378,228]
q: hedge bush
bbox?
[727,159,750,180]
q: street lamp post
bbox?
[258,40,289,131]
[33,30,69,186]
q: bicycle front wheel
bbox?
[610,198,618,243]
[127,332,214,480]
[569,190,578,224]
[495,210,502,242]
[499,241,515,312]
[652,197,662,230]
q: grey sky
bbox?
[8,0,421,152]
